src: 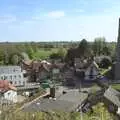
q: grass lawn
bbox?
[1,103,113,120]
[111,84,120,90]
[33,48,67,59]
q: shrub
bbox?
[99,57,112,69]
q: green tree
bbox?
[0,49,4,64]
[99,56,112,69]
[57,48,66,58]
[10,54,19,65]
[50,48,66,60]
[25,45,34,59]
[93,37,106,56]
[49,53,61,59]
[109,42,116,61]
[4,50,9,65]
[65,39,92,65]
[21,52,30,60]
[79,39,88,50]
[79,39,92,58]
[102,46,111,55]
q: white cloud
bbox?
[46,11,65,18]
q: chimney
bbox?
[114,18,120,81]
[116,18,120,62]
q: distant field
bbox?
[33,48,67,59]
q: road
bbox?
[22,89,88,112]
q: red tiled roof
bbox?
[0,80,17,92]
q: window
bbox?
[19,75,21,78]
[14,75,16,79]
[23,81,25,85]
[15,81,17,84]
[4,76,7,80]
[10,81,12,84]
[10,75,12,80]
[19,81,21,84]
[8,92,10,96]
[1,76,3,80]
[23,74,27,77]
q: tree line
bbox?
[0,37,116,65]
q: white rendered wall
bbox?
[4,90,17,103]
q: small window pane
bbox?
[4,76,7,80]
[10,76,12,80]
[23,81,25,85]
[19,75,21,78]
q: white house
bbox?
[3,90,17,103]
[0,66,27,86]
[0,80,17,103]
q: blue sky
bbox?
[0,0,119,42]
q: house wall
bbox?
[52,68,60,74]
[64,69,73,79]
[75,63,84,68]
[85,67,98,80]
[4,90,17,103]
[0,66,27,86]
[37,70,49,81]
[74,58,88,67]
[0,73,26,86]
[0,66,22,74]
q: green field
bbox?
[33,48,67,59]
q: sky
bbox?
[0,0,120,42]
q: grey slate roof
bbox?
[22,90,87,112]
[104,87,120,107]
